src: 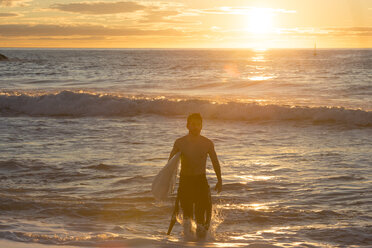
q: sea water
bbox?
[0,48,371,247]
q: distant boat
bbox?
[313,42,317,56]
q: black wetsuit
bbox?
[178,174,212,229]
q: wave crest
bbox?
[1,91,371,126]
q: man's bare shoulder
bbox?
[174,135,188,145]
[200,135,214,146]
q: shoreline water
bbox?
[1,49,371,247]
[0,239,78,248]
[0,238,286,248]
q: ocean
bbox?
[0,48,371,247]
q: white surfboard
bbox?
[152,152,181,200]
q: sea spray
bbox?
[208,199,225,241]
[173,198,224,242]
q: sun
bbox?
[247,8,275,34]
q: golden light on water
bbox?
[249,203,270,211]
[256,226,291,235]
[235,175,275,183]
[224,64,240,77]
[252,48,268,52]
[248,75,275,81]
[212,242,249,247]
[251,55,266,62]
[220,202,274,211]
[221,48,274,81]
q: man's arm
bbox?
[168,140,180,161]
[209,141,222,193]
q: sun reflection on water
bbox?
[224,64,240,77]
[256,226,291,235]
[212,242,250,247]
[251,55,266,62]
[247,75,275,81]
[219,202,276,211]
[253,48,268,52]
[235,175,275,183]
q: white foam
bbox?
[1,91,371,126]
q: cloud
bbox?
[51,1,146,15]
[139,10,181,23]
[0,0,31,7]
[276,27,372,37]
[199,6,296,15]
[0,36,107,41]
[326,27,372,32]
[324,27,372,37]
[0,24,185,36]
[0,12,18,17]
[50,1,192,24]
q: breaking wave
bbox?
[1,90,371,126]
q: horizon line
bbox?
[1,47,371,50]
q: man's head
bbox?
[187,113,202,136]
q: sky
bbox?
[0,0,371,48]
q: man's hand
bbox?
[214,180,222,193]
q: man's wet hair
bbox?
[187,113,202,125]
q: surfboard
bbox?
[167,195,179,235]
[152,152,181,200]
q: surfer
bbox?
[168,113,222,238]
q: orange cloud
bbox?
[277,27,372,37]
[0,24,185,36]
[51,1,146,15]
[139,10,181,23]
[0,0,30,7]
[0,12,18,17]
[198,6,296,15]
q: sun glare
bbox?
[247,8,275,34]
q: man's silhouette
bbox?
[168,113,222,238]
